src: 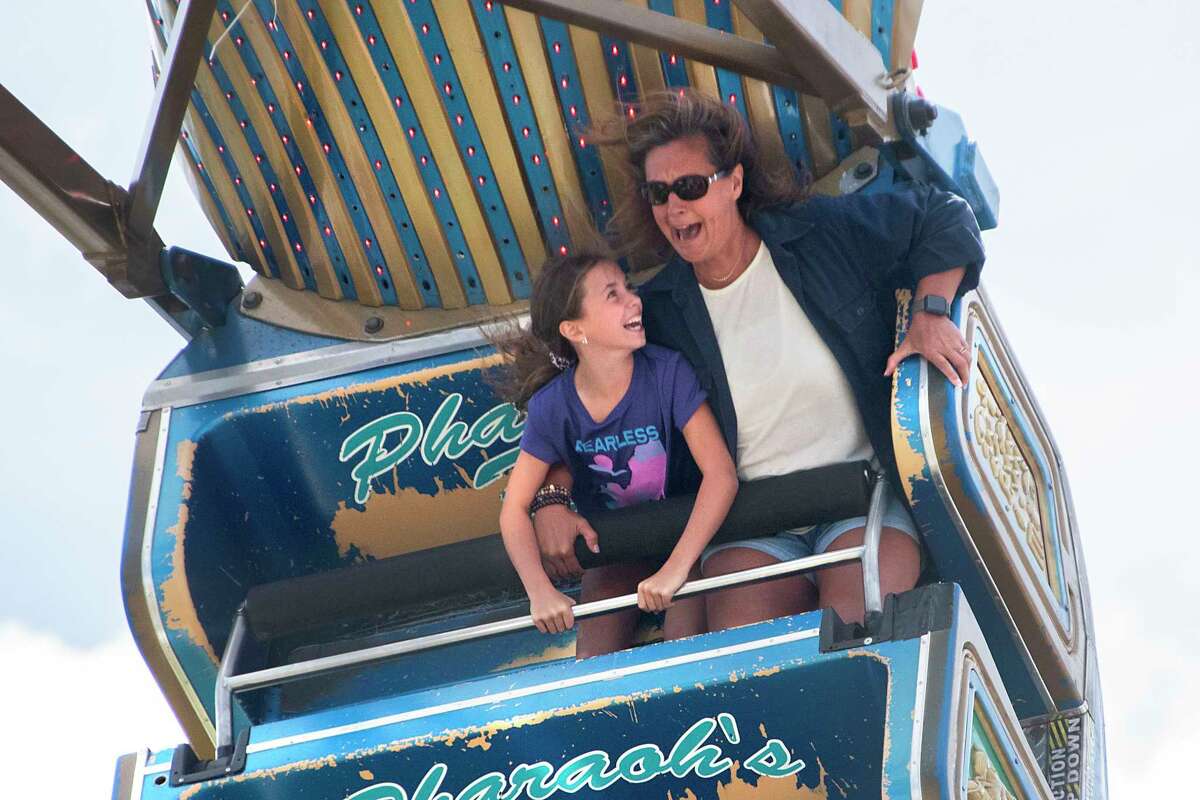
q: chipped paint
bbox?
[179,754,340,800]
[846,650,893,799]
[238,354,506,418]
[714,760,830,798]
[890,289,928,506]
[493,642,577,671]
[465,734,492,751]
[158,439,217,662]
[752,666,781,678]
[331,475,504,560]
[438,690,661,751]
[359,770,375,781]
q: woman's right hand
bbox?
[529,587,577,634]
[532,504,600,581]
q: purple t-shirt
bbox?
[520,344,706,514]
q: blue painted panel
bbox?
[139,613,937,800]
[155,309,343,379]
[540,18,614,231]
[647,0,689,87]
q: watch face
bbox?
[921,295,950,316]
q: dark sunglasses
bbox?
[639,170,729,206]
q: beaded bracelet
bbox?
[528,483,573,514]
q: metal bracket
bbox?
[159,246,244,333]
[169,728,249,786]
[890,91,1000,229]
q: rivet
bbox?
[364,316,384,334]
[242,291,263,309]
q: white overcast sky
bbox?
[1,1,1196,797]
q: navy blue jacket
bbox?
[640,186,986,496]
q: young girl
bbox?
[495,251,738,657]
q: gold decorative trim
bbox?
[970,364,1049,577]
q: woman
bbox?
[532,90,984,631]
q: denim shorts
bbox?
[699,483,921,584]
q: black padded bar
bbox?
[244,462,872,641]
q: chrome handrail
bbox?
[214,472,890,752]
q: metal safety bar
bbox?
[213,473,889,751]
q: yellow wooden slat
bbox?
[193,66,302,286]
[799,94,838,177]
[674,0,720,98]
[271,0,402,307]
[370,1,512,306]
[568,24,637,225]
[207,16,328,295]
[238,9,388,302]
[843,0,873,38]
[176,124,241,268]
[182,108,269,275]
[892,0,925,74]
[730,7,791,183]
[505,7,594,246]
[625,0,667,96]
[320,1,465,309]
[435,0,546,280]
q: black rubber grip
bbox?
[244,462,872,641]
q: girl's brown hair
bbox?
[592,89,807,259]
[489,249,610,409]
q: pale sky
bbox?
[1,1,1196,797]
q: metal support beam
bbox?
[127,0,218,240]
[0,83,165,297]
[733,0,890,122]
[500,0,814,93]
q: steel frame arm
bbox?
[0,83,164,297]
[127,0,218,240]
[502,0,813,93]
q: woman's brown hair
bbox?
[489,249,611,409]
[592,89,806,259]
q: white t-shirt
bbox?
[699,241,874,481]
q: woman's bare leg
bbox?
[663,564,707,640]
[576,561,653,658]
[702,548,817,632]
[815,527,921,625]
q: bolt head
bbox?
[863,637,873,645]
[853,161,875,180]
[241,290,262,309]
[364,316,385,334]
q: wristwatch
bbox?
[916,294,951,317]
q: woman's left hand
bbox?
[884,311,970,387]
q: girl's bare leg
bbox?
[663,565,707,640]
[815,527,921,624]
[702,548,817,632]
[576,561,653,658]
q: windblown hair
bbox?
[591,89,806,259]
[489,249,611,410]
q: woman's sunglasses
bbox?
[639,170,729,206]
